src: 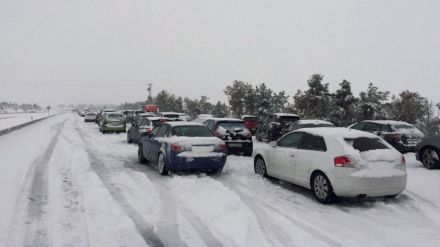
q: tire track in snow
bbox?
[215,176,343,247]
[77,128,164,247]
[124,161,224,247]
[23,120,66,247]
[212,176,298,247]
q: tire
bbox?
[311,172,336,204]
[127,133,132,143]
[254,156,268,177]
[422,148,440,169]
[157,153,169,175]
[138,145,147,164]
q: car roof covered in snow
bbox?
[164,121,204,127]
[241,115,257,118]
[160,112,180,115]
[211,117,244,122]
[274,113,299,117]
[299,119,334,125]
[362,120,413,126]
[138,113,156,116]
[296,127,379,139]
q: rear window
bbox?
[345,137,389,152]
[393,124,416,130]
[299,123,334,128]
[164,114,180,119]
[107,114,123,121]
[298,133,327,152]
[151,120,161,127]
[218,121,246,130]
[279,116,300,123]
[243,117,258,122]
[173,126,213,137]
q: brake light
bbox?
[146,128,153,133]
[334,156,355,167]
[401,156,406,166]
[171,143,184,153]
[220,143,227,152]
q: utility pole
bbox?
[146,83,153,104]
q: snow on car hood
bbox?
[155,136,224,145]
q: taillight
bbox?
[171,143,184,153]
[146,128,153,133]
[334,156,355,167]
[401,156,406,166]
[220,143,227,152]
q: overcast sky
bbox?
[1,0,439,106]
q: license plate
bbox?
[192,146,214,152]
[228,143,242,147]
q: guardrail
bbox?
[0,113,62,137]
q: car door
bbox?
[148,125,168,164]
[268,132,304,182]
[294,133,328,187]
[143,126,160,162]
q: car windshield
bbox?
[345,137,389,152]
[173,126,213,137]
[218,121,246,130]
[107,114,123,121]
[151,120,161,127]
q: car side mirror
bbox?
[269,141,277,147]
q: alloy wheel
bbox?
[314,175,329,200]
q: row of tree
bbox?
[0,102,42,113]
[119,74,440,134]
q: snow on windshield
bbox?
[107,114,123,121]
[173,126,213,137]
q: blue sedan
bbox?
[138,122,227,175]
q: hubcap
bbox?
[255,159,265,176]
[314,175,328,200]
[423,149,439,168]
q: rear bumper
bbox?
[331,170,407,197]
[225,141,253,154]
[392,142,416,153]
[168,155,227,172]
[102,125,126,132]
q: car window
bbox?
[345,137,389,152]
[277,132,304,148]
[206,120,215,130]
[150,126,160,137]
[364,123,379,132]
[218,121,246,130]
[351,123,365,130]
[156,126,168,137]
[298,133,327,152]
[139,119,149,127]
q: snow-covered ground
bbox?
[0,112,53,131]
[1,113,439,247]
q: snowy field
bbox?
[0,113,439,247]
[0,112,53,131]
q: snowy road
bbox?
[1,113,440,247]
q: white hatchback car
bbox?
[254,127,407,203]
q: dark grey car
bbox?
[416,135,440,169]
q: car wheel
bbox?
[311,172,336,204]
[138,145,147,164]
[422,148,440,169]
[254,156,268,177]
[127,134,132,143]
[157,153,169,175]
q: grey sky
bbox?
[1,0,439,106]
